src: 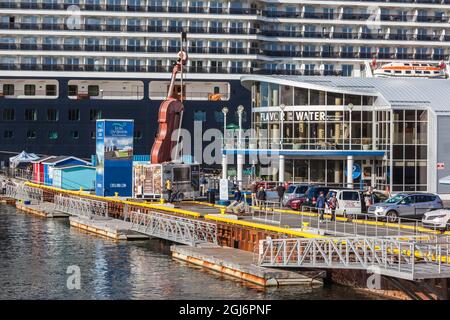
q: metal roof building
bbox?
[241,76,450,113]
[223,76,450,194]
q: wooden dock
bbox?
[171,244,324,287]
[0,196,16,205]
[70,216,150,241]
[15,202,69,218]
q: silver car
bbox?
[367,193,443,222]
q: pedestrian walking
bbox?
[1,179,6,195]
[327,192,337,222]
[234,187,242,203]
[165,178,173,203]
[250,182,258,206]
[257,186,267,210]
[276,183,285,206]
[317,191,326,222]
[200,175,208,196]
[364,186,375,208]
[226,187,243,214]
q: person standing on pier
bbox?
[1,179,6,194]
[234,187,242,203]
[276,183,286,206]
[327,192,337,222]
[317,191,326,222]
[250,181,258,206]
[257,186,267,210]
[165,178,173,203]
[200,175,208,196]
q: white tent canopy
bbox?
[9,151,39,168]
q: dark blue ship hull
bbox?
[0,76,251,163]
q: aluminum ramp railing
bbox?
[257,236,450,281]
[53,195,108,219]
[125,210,218,246]
[6,183,43,203]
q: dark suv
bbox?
[290,186,331,210]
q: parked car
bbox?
[367,193,443,222]
[290,186,331,211]
[282,184,309,207]
[324,189,387,217]
[422,209,450,231]
[326,189,364,217]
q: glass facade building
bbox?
[223,76,450,194]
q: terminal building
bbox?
[223,76,450,194]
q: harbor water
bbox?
[0,205,379,300]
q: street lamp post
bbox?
[221,107,229,180]
[279,104,285,149]
[347,103,354,189]
[237,105,245,189]
[237,105,244,148]
[347,103,354,150]
[222,107,228,147]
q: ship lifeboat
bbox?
[373,62,446,78]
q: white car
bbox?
[422,209,450,231]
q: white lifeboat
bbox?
[373,62,446,78]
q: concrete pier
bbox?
[171,244,324,287]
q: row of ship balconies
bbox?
[0,44,446,60]
[3,11,450,24]
[3,1,450,18]
[2,23,450,42]
[0,63,354,75]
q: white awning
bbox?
[9,151,39,168]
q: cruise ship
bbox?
[1,0,450,163]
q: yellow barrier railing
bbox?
[25,182,202,218]
[204,214,325,239]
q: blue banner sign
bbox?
[95,120,134,197]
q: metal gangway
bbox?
[252,201,282,225]
[124,209,218,246]
[5,183,43,203]
[257,235,450,281]
[53,195,108,219]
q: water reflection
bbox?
[0,206,379,300]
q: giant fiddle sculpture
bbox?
[151,32,188,164]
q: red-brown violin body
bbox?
[151,45,187,164]
[150,98,183,164]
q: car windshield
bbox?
[305,188,314,197]
[286,186,296,193]
[298,186,308,193]
[385,194,405,204]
